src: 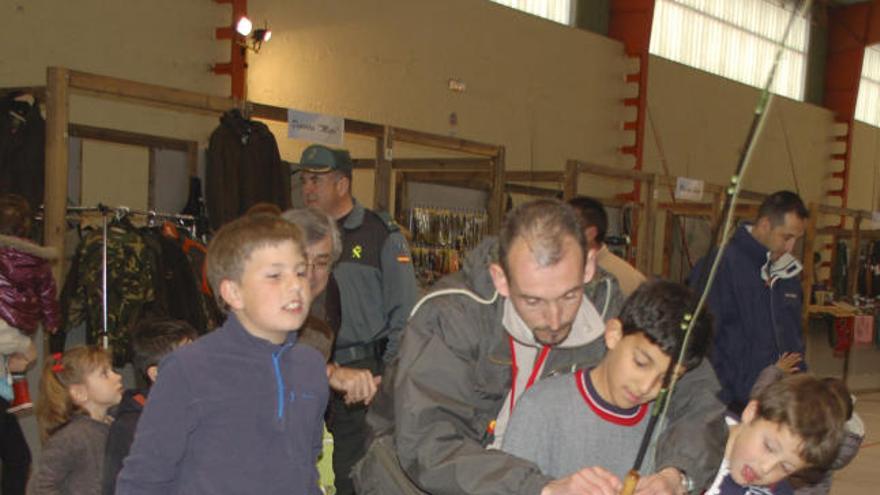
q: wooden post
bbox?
[373,126,393,213]
[641,174,657,275]
[800,203,819,333]
[848,212,862,298]
[44,67,70,283]
[563,160,578,200]
[488,147,506,233]
[662,212,676,278]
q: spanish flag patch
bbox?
[396,255,411,263]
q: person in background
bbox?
[690,191,809,414]
[567,196,626,321]
[101,318,198,495]
[0,193,62,495]
[31,346,123,495]
[568,196,646,297]
[298,144,418,494]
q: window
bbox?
[856,47,880,127]
[489,0,572,25]
[650,0,809,100]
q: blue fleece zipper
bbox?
[272,343,294,420]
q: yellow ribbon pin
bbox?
[352,245,363,259]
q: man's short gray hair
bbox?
[281,207,343,264]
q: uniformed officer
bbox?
[297,144,419,495]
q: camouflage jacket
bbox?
[61,219,156,365]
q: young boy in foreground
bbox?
[706,374,849,495]
[116,214,329,495]
[502,280,714,493]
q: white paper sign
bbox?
[674,177,704,202]
[287,109,344,146]
[872,211,880,227]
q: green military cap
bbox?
[297,144,353,175]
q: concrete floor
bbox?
[831,391,880,494]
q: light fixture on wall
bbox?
[232,16,271,53]
[249,24,272,53]
[235,16,253,36]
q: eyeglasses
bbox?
[308,260,331,273]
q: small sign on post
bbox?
[674,177,705,202]
[287,109,344,146]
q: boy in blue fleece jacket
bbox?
[116,214,329,495]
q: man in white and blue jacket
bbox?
[690,191,809,415]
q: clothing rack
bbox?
[61,204,197,350]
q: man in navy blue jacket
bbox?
[690,191,809,414]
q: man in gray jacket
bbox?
[355,199,726,495]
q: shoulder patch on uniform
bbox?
[376,210,400,233]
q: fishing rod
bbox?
[620,1,813,493]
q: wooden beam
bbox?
[187,142,198,177]
[504,183,562,198]
[44,68,70,283]
[67,69,389,139]
[573,160,653,182]
[489,148,507,233]
[64,69,503,160]
[504,170,566,182]
[641,174,657,274]
[737,189,768,202]
[801,202,819,332]
[398,171,492,188]
[392,127,500,157]
[68,124,193,152]
[563,160,578,200]
[662,212,676,278]
[373,127,393,213]
[353,158,493,171]
[815,204,871,218]
[67,69,235,116]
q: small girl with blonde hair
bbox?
[30,346,122,495]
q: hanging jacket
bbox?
[0,234,61,334]
[205,109,290,230]
[0,94,45,210]
[139,229,208,333]
[171,227,224,332]
[354,237,727,495]
[60,220,156,365]
[690,224,806,413]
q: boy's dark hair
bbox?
[0,193,31,236]
[498,199,586,275]
[567,196,608,244]
[617,280,712,370]
[757,191,809,227]
[751,375,849,469]
[131,318,198,378]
